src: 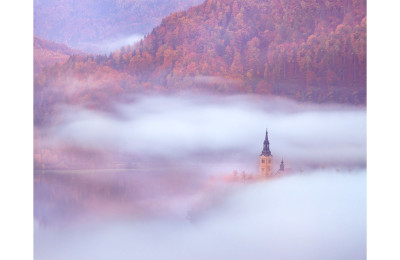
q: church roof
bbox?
[274,167,295,177]
[261,129,272,156]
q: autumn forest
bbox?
[34,0,366,169]
[35,0,365,124]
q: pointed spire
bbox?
[280,158,285,171]
[261,128,272,156]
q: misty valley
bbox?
[33,0,367,259]
[34,95,366,260]
[34,168,366,260]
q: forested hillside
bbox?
[34,37,85,75]
[35,0,366,126]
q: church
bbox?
[259,129,291,178]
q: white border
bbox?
[0,1,33,260]
[1,0,399,259]
[368,0,400,259]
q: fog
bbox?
[41,94,366,172]
[35,169,366,260]
[35,94,366,259]
[80,34,144,54]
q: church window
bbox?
[261,159,265,163]
[268,158,271,163]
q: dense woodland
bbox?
[34,0,366,169]
[35,0,366,121]
[136,0,366,93]
[34,37,85,75]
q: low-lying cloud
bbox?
[78,34,144,54]
[35,169,366,260]
[41,94,366,172]
[35,95,366,259]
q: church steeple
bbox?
[259,128,273,178]
[280,158,285,171]
[261,129,272,156]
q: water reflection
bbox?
[34,169,206,227]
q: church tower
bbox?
[259,129,273,177]
[275,158,285,177]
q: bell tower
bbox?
[259,129,273,177]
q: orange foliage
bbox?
[35,0,367,128]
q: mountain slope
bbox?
[34,0,204,53]
[35,0,366,126]
[34,37,85,75]
[132,0,366,99]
